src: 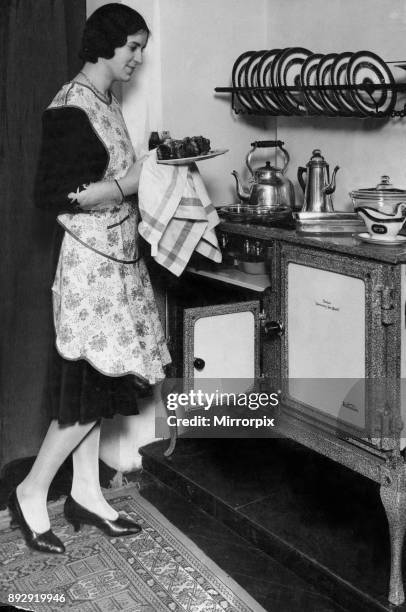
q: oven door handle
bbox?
[193,357,206,371]
[264,320,285,338]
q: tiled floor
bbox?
[140,437,403,612]
[138,472,348,612]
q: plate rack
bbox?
[214,83,406,117]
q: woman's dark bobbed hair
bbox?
[79,3,150,63]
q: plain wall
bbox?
[158,0,275,205]
[267,0,406,210]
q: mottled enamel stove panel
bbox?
[400,264,406,449]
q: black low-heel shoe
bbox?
[8,489,65,554]
[64,495,142,537]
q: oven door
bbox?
[278,243,401,452]
[161,295,264,451]
[183,300,261,396]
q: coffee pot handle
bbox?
[297,167,307,192]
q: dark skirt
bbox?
[44,343,154,425]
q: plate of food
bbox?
[156,135,228,165]
[157,149,229,165]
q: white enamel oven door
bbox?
[183,301,261,397]
[278,243,401,453]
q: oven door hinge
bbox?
[377,283,395,326]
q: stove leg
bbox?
[164,425,177,457]
[159,378,178,458]
[380,466,406,606]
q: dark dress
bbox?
[34,90,160,425]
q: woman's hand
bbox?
[116,154,149,196]
[68,181,121,211]
[67,153,149,211]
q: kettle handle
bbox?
[251,140,284,148]
[246,140,290,175]
[297,166,307,192]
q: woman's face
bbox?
[106,30,149,82]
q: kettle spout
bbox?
[323,165,340,196]
[231,170,250,203]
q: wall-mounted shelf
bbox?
[214,83,406,117]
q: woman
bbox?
[8,3,171,554]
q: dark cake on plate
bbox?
[157,135,211,160]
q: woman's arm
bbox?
[118,154,149,194]
[69,154,148,209]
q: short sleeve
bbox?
[33,106,109,216]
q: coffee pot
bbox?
[232,140,295,210]
[298,149,339,212]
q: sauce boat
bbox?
[355,202,406,240]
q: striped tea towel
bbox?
[138,150,222,276]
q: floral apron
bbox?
[51,83,171,383]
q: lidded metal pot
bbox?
[350,175,406,214]
[232,140,295,211]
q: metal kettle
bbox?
[298,149,340,212]
[232,140,295,210]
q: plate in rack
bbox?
[301,53,325,114]
[275,47,313,115]
[347,51,396,115]
[257,48,283,114]
[244,50,268,112]
[269,48,297,115]
[232,50,256,112]
[316,53,341,115]
[331,52,362,116]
